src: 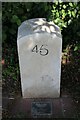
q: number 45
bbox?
[31,45,49,56]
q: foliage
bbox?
[2,2,80,48]
[51,2,79,28]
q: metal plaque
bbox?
[31,101,52,118]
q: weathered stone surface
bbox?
[17,18,62,98]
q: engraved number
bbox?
[32,45,38,53]
[31,45,49,56]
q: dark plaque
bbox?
[31,101,52,118]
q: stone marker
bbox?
[17,18,62,98]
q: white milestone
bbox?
[17,18,62,98]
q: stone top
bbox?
[17,18,61,40]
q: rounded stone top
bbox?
[17,18,61,40]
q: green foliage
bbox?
[2,2,80,46]
[51,2,79,29]
[11,15,21,26]
[2,2,52,44]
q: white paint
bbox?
[17,18,62,98]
